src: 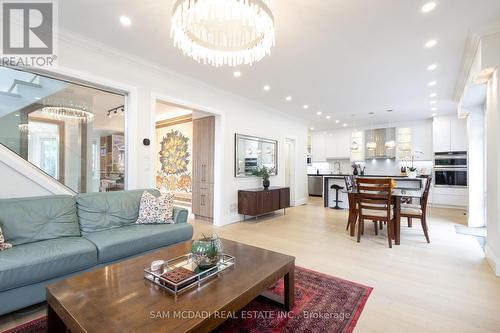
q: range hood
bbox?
[365,127,396,159]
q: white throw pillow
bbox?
[136,191,174,224]
[0,225,12,251]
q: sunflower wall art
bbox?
[155,119,193,195]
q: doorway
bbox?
[284,138,296,206]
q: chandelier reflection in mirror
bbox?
[171,0,275,67]
[40,106,94,123]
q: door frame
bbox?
[150,92,224,226]
[284,137,296,206]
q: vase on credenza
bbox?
[263,179,270,189]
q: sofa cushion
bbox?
[0,195,80,246]
[136,191,174,224]
[0,225,12,251]
[84,223,193,263]
[76,189,160,235]
[0,237,97,292]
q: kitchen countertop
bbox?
[308,174,429,179]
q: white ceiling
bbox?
[60,0,500,130]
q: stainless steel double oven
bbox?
[434,151,467,188]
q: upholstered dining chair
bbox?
[356,178,395,248]
[400,176,432,243]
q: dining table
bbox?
[347,188,423,245]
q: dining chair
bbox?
[344,176,357,231]
[400,176,432,243]
[356,178,395,248]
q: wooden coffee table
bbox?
[46,239,295,333]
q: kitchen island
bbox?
[317,174,428,208]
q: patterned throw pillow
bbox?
[136,191,174,224]
[0,225,12,251]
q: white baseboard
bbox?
[294,197,307,206]
[485,244,500,277]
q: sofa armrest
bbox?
[172,207,189,224]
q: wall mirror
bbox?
[235,134,278,177]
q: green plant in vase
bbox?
[252,165,275,189]
[191,234,223,269]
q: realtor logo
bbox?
[2,1,53,54]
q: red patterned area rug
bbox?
[4,267,372,333]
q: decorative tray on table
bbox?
[144,253,236,296]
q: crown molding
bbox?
[454,23,500,103]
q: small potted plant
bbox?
[252,165,275,189]
[191,234,223,269]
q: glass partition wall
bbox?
[0,66,126,193]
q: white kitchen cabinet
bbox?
[350,131,364,161]
[396,121,432,161]
[431,186,468,208]
[433,116,467,152]
[433,117,452,152]
[450,118,468,151]
[411,121,433,160]
[311,131,326,161]
[325,130,351,159]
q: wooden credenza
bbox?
[238,187,290,220]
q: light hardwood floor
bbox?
[1,198,499,332]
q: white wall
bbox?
[481,32,500,276]
[0,31,308,226]
[466,107,486,227]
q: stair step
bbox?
[9,79,42,94]
[0,91,21,98]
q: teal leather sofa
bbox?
[0,189,192,315]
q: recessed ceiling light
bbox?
[263,85,271,91]
[316,111,322,116]
[342,123,348,127]
[233,71,242,78]
[432,113,438,117]
[430,100,437,105]
[326,116,331,120]
[427,64,437,71]
[431,107,438,111]
[15,114,19,117]
[369,112,375,115]
[425,39,437,48]
[421,2,437,13]
[335,120,340,124]
[303,105,309,109]
[310,127,315,131]
[428,81,437,86]
[119,16,132,26]
[429,93,437,98]
[285,96,292,101]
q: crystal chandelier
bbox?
[41,106,94,123]
[171,0,275,67]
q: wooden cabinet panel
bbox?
[280,188,290,209]
[193,116,215,184]
[260,190,280,213]
[192,182,213,219]
[192,116,215,220]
